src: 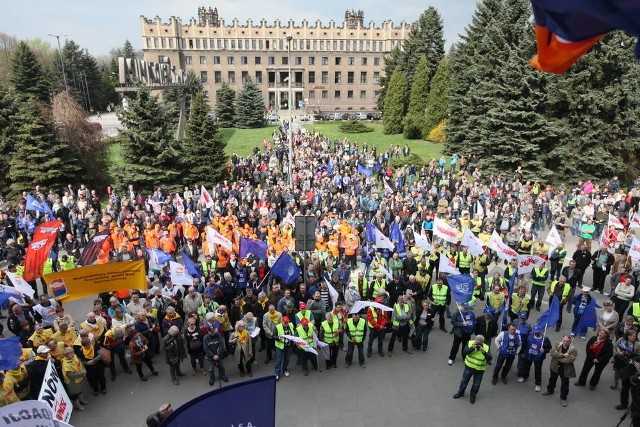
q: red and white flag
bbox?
[476,201,484,219]
[383,179,394,194]
[200,186,215,208]
[24,220,62,281]
[174,195,185,214]
[487,230,518,261]
[414,231,433,253]
[433,217,459,244]
[461,228,485,256]
[630,213,640,230]
[608,214,624,229]
[439,253,461,275]
[545,225,563,249]
[283,213,296,227]
[629,237,640,260]
[206,228,233,252]
[517,255,546,274]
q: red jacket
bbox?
[367,307,388,330]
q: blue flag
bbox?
[390,221,405,253]
[181,250,203,278]
[0,336,22,370]
[239,237,268,260]
[270,252,301,285]
[327,161,335,176]
[446,274,475,305]
[574,298,600,336]
[535,295,561,330]
[502,269,519,329]
[26,194,54,217]
[365,222,376,244]
[357,164,372,177]
[147,249,172,266]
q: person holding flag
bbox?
[574,329,613,391]
[547,277,574,332]
[491,322,521,385]
[570,287,594,339]
[518,325,552,392]
[447,302,476,366]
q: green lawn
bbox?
[220,126,279,157]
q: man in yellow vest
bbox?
[509,286,531,322]
[344,311,367,368]
[547,276,574,332]
[531,265,549,311]
[295,317,318,376]
[453,334,493,404]
[274,316,295,380]
[429,278,451,332]
[456,246,473,275]
[388,296,414,356]
[320,312,341,370]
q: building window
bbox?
[200,71,208,83]
[320,41,324,50]
[348,90,354,99]
[361,57,368,66]
[241,56,248,65]
[200,56,207,65]
[309,90,315,99]
[242,71,249,83]
[265,40,270,49]
[169,38,174,49]
[321,71,328,84]
[188,39,193,49]
[268,56,275,65]
[282,56,288,65]
[308,71,316,84]
[335,90,341,99]
[231,40,236,49]
[360,72,367,84]
[185,56,192,65]
[217,40,222,49]
[347,72,354,84]
[374,90,380,99]
[255,71,262,84]
[295,56,302,65]
[255,56,261,65]
[373,72,380,84]
[334,72,341,84]
[340,41,344,50]
[202,39,207,49]
[322,90,328,99]
[258,40,263,50]
[251,39,256,50]
[322,57,328,66]
[227,56,234,65]
[161,38,166,48]
[228,71,235,84]
[213,56,221,65]
[335,57,341,66]
[333,41,338,50]
[348,57,355,66]
[214,71,222,83]
[308,56,315,65]
[360,90,367,99]
[374,57,381,66]
[196,39,200,49]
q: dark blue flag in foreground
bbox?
[390,221,405,253]
[535,296,561,330]
[0,336,22,370]
[239,237,268,260]
[357,164,372,177]
[26,195,54,217]
[574,298,600,336]
[271,252,301,285]
[446,274,475,305]
[162,376,276,427]
[365,222,376,244]
[502,269,519,329]
[147,249,172,266]
[181,250,202,278]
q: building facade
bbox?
[140,8,410,113]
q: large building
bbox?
[140,7,410,113]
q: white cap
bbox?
[36,345,50,354]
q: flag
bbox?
[78,229,111,266]
[270,253,301,285]
[206,228,233,252]
[503,270,519,329]
[383,179,394,194]
[433,217,459,244]
[313,335,331,360]
[414,231,433,253]
[239,237,268,260]
[283,213,295,227]
[147,199,162,214]
[280,334,319,355]
[147,249,172,271]
[488,231,518,260]
[630,213,640,230]
[390,221,405,253]
[439,253,460,275]
[357,164,372,177]
[5,271,35,298]
[476,201,484,219]
[324,278,339,307]
[575,298,600,336]
[350,300,394,315]
[608,214,624,229]
[0,291,18,308]
[629,237,640,261]
[517,255,546,275]
[181,250,203,278]
[366,223,394,250]
[446,274,475,305]
[170,261,193,286]
[38,359,73,422]
[200,185,215,208]
[378,264,393,281]
[24,220,62,281]
[0,401,74,427]
[535,295,561,329]
[25,195,54,217]
[461,228,484,256]
[174,195,185,214]
[545,225,563,249]
[0,336,22,370]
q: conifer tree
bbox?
[10,41,49,102]
[424,56,449,137]
[377,46,402,111]
[403,56,429,139]
[383,67,406,135]
[0,88,17,190]
[234,77,265,128]
[215,81,236,127]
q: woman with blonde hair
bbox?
[163,325,186,385]
[62,347,88,410]
[229,320,253,377]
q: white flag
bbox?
[280,334,319,355]
[174,195,185,214]
[414,231,433,253]
[517,255,546,275]
[283,213,296,227]
[383,179,394,194]
[206,228,233,252]
[608,214,624,229]
[433,217,459,244]
[629,237,640,260]
[545,225,563,249]
[350,300,393,315]
[5,271,35,298]
[476,201,484,219]
[378,264,393,280]
[38,359,73,422]
[488,230,518,260]
[170,261,193,286]
[461,228,485,256]
[370,224,395,250]
[200,185,215,208]
[631,213,640,230]
[324,278,339,307]
[439,253,461,275]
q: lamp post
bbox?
[48,33,68,91]
[286,34,293,187]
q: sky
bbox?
[1,0,476,57]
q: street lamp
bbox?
[286,34,293,187]
[48,33,68,91]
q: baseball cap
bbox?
[301,318,309,326]
[282,316,290,323]
[37,345,50,354]
[518,312,527,319]
[374,297,383,303]
[533,326,542,333]
[299,302,306,309]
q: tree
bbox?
[163,70,202,132]
[0,88,17,189]
[215,81,236,127]
[401,6,445,86]
[377,46,402,111]
[7,98,80,195]
[403,56,430,139]
[183,92,227,185]
[10,41,50,101]
[234,77,265,128]
[424,56,449,136]
[116,85,180,189]
[0,33,18,83]
[428,119,447,144]
[382,67,406,134]
[61,40,108,111]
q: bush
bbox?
[427,119,447,144]
[389,153,427,168]
[338,120,374,134]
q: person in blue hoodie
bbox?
[447,302,476,366]
[517,325,552,392]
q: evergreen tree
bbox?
[234,77,265,128]
[424,56,449,137]
[117,85,180,189]
[215,81,236,127]
[61,40,108,111]
[401,6,446,87]
[163,70,202,131]
[8,98,80,195]
[403,56,430,139]
[383,67,406,134]
[10,41,49,102]
[0,88,17,189]
[377,46,402,111]
[183,92,228,185]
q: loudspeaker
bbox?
[295,216,317,252]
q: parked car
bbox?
[367,112,382,120]
[355,112,368,120]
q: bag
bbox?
[168,354,180,365]
[98,347,112,365]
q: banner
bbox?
[5,271,35,298]
[349,300,393,315]
[631,213,640,230]
[205,228,233,252]
[0,400,74,427]
[608,214,624,229]
[200,185,215,208]
[439,253,461,275]
[280,334,319,355]
[461,228,484,256]
[545,225,563,249]
[170,261,193,286]
[488,230,518,260]
[433,217,459,244]
[414,231,433,253]
[24,220,62,281]
[517,255,546,274]
[38,359,72,422]
[446,274,475,304]
[77,229,111,266]
[629,237,640,261]
[44,260,147,302]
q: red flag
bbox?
[24,220,62,281]
[78,229,111,266]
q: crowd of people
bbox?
[1,127,640,424]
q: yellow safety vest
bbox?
[532,267,548,286]
[432,285,448,306]
[550,281,571,300]
[275,323,294,350]
[457,253,472,269]
[296,325,315,347]
[392,303,413,327]
[345,318,366,343]
[464,341,489,371]
[510,294,531,314]
[321,320,340,345]
[632,303,640,326]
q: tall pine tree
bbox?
[10,41,49,102]
[0,88,17,190]
[377,46,402,112]
[215,81,236,127]
[383,67,406,134]
[234,77,265,128]
[424,56,449,137]
[403,56,430,139]
[183,92,228,185]
[401,6,445,86]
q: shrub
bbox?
[338,120,374,134]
